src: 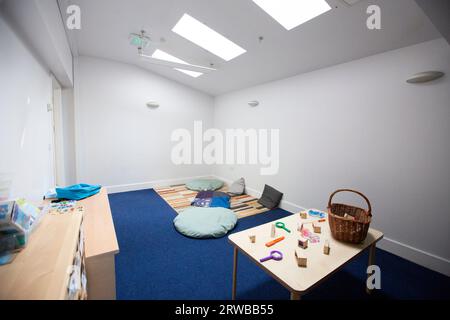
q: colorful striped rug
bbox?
[154,184,269,219]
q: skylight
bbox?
[174,68,203,78]
[151,49,188,65]
[151,49,203,78]
[172,14,246,61]
[252,0,331,30]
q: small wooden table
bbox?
[228,213,383,300]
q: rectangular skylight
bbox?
[252,0,332,30]
[174,68,203,78]
[151,49,188,65]
[151,49,203,78]
[172,14,246,61]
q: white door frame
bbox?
[51,75,66,186]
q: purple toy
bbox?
[259,250,283,263]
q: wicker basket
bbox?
[327,189,372,244]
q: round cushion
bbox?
[173,207,237,239]
[186,179,224,191]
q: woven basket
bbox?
[327,189,372,244]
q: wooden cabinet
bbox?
[0,210,84,299]
[81,188,119,299]
[0,188,119,300]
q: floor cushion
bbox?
[191,191,214,207]
[192,191,230,208]
[228,177,245,196]
[186,179,224,191]
[258,184,283,209]
[210,195,231,209]
[173,207,237,239]
[191,197,212,208]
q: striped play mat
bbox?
[154,184,269,219]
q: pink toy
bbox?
[301,228,320,243]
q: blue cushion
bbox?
[56,184,101,200]
[186,179,224,191]
[210,196,230,209]
[192,191,230,209]
[173,207,237,239]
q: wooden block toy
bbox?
[298,237,308,249]
[323,240,330,255]
[299,211,308,219]
[295,249,307,268]
[249,235,256,243]
[271,223,276,238]
[297,223,304,232]
[313,223,321,234]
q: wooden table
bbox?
[228,213,383,300]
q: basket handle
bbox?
[327,189,372,216]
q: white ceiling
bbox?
[63,0,441,95]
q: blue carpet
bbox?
[108,189,450,300]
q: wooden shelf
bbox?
[81,188,119,258]
[0,211,83,300]
[0,187,119,300]
[79,188,119,299]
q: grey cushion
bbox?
[228,178,245,196]
[173,207,237,238]
[258,184,283,209]
[186,179,224,191]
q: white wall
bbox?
[1,0,73,87]
[0,14,55,202]
[213,38,450,275]
[74,56,214,190]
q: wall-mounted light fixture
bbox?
[406,71,444,84]
[146,102,160,109]
[248,100,259,107]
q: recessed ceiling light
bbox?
[151,49,203,78]
[172,13,246,61]
[174,68,203,78]
[252,0,332,30]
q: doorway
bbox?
[51,75,66,187]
